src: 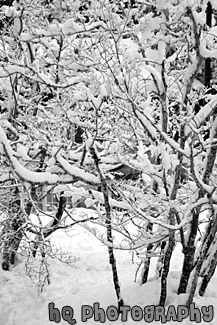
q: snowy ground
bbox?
[0,212,217,325]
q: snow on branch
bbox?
[201,116,217,185]
[61,19,108,35]
[157,131,190,158]
[28,72,84,89]
[182,57,202,104]
[56,155,101,185]
[21,20,108,39]
[0,63,85,89]
[136,110,158,141]
[145,65,164,94]
[135,196,209,232]
[0,126,62,184]
[200,38,217,59]
[193,96,217,128]
[134,207,187,231]
[192,164,214,194]
[90,189,130,210]
[0,126,100,185]
[134,104,190,157]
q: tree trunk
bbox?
[141,222,153,284]
[2,221,23,270]
[32,193,66,257]
[90,146,124,312]
[2,189,24,271]
[2,191,21,270]
[177,208,199,294]
[141,179,161,284]
[140,244,152,284]
[159,208,175,306]
[184,124,217,299]
[2,189,33,270]
[186,216,217,305]
[199,247,217,296]
[156,241,167,279]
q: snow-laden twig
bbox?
[56,155,101,185]
[0,126,103,185]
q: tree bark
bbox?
[199,246,217,296]
[159,208,175,306]
[2,188,32,270]
[141,222,153,284]
[90,146,124,312]
[32,193,66,258]
[177,209,199,294]
[184,125,217,299]
[186,216,217,306]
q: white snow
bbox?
[16,144,31,161]
[90,189,130,210]
[136,110,158,141]
[57,156,101,184]
[145,66,164,94]
[191,95,217,130]
[61,19,82,35]
[0,126,101,185]
[193,11,205,26]
[200,39,217,59]
[0,213,216,325]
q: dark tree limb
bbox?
[90,145,124,312]
[204,1,212,87]
[199,244,217,296]
[32,193,66,258]
[186,212,217,307]
[159,208,176,307]
[2,186,32,270]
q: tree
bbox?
[1,0,217,309]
